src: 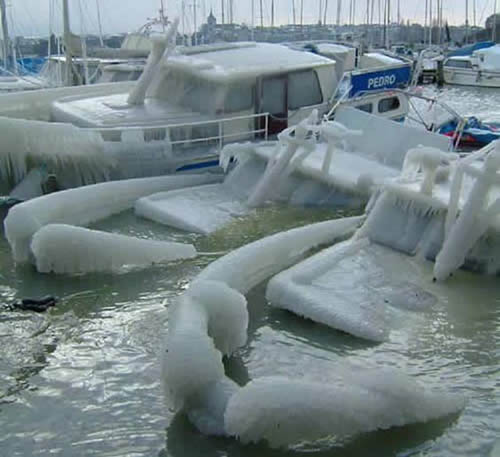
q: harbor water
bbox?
[0,86,499,457]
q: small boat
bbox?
[443,44,500,88]
[438,116,500,148]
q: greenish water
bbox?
[0,202,498,457]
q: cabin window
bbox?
[224,83,254,113]
[445,59,472,69]
[378,96,400,113]
[177,76,218,114]
[356,103,373,113]
[288,70,323,110]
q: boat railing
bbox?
[96,112,270,153]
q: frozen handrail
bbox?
[434,143,500,280]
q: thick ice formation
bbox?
[197,216,365,293]
[162,217,464,447]
[31,224,197,274]
[401,145,457,195]
[225,375,463,447]
[267,239,437,342]
[247,112,317,207]
[135,184,249,234]
[4,173,221,263]
[0,116,113,186]
[162,280,247,434]
[434,146,500,280]
[127,19,179,105]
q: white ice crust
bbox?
[31,224,197,274]
[161,218,464,447]
[4,174,221,263]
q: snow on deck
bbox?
[163,42,335,82]
[51,92,213,128]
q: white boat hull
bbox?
[443,67,500,88]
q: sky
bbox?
[7,0,500,37]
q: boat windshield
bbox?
[153,69,254,115]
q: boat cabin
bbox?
[51,42,337,141]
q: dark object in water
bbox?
[9,296,58,313]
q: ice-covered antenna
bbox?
[127,17,180,106]
[434,142,500,280]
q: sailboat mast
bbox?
[493,0,497,42]
[0,0,10,71]
[272,0,275,26]
[337,0,342,26]
[292,0,296,24]
[324,0,329,24]
[96,0,104,46]
[465,0,469,45]
[301,0,304,26]
[429,0,432,45]
[221,0,225,24]
[260,0,264,27]
[62,0,73,86]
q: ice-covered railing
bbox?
[434,143,500,280]
[4,174,221,263]
[400,145,458,196]
[162,217,464,447]
[227,109,364,208]
[96,112,269,154]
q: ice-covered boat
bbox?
[155,129,500,448]
[158,174,476,447]
[0,19,415,201]
[134,106,451,235]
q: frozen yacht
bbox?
[0,20,413,199]
[0,36,338,194]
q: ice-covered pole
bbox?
[127,17,179,106]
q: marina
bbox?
[0,1,499,456]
